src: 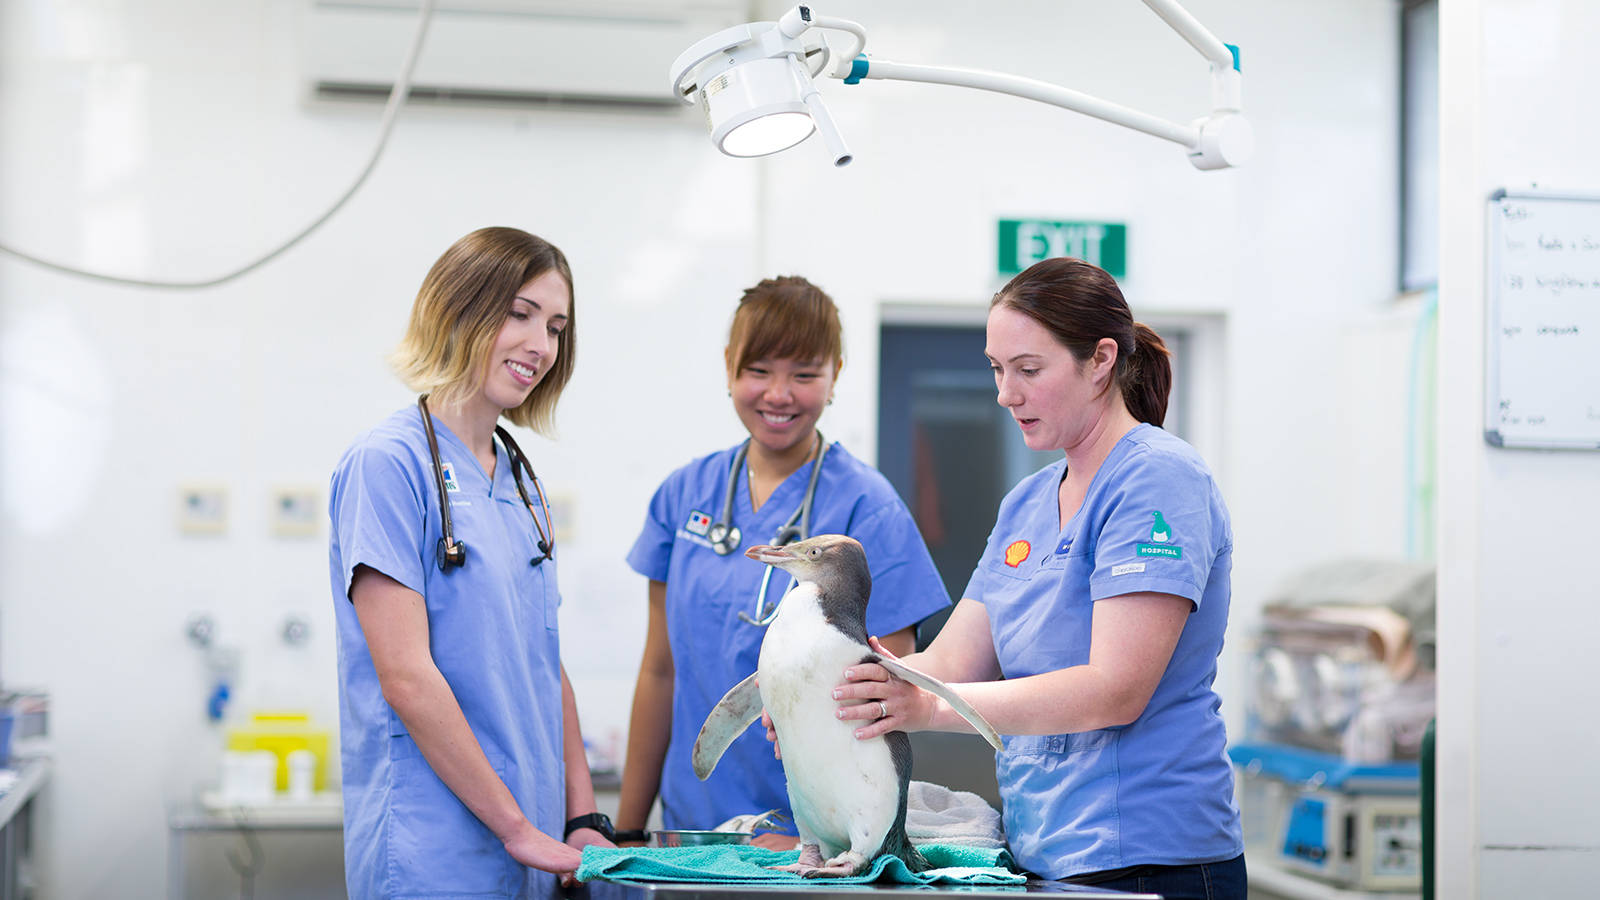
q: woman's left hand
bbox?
[831,636,937,740]
[558,828,614,887]
[565,828,615,852]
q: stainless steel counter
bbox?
[0,757,48,900]
[576,879,1160,899]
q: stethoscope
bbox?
[419,395,554,573]
[706,433,830,626]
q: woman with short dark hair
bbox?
[616,275,949,849]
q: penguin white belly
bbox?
[757,583,899,860]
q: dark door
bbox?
[878,323,1058,645]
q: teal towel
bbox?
[577,843,1023,885]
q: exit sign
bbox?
[997,219,1126,278]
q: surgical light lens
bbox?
[702,56,816,159]
[721,112,814,157]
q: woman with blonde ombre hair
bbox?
[615,275,949,849]
[329,226,613,898]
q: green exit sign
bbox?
[997,219,1126,278]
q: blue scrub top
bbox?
[964,424,1243,879]
[627,441,950,831]
[329,406,566,899]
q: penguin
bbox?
[691,534,1002,878]
[1150,510,1172,543]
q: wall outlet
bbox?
[271,486,321,537]
[178,484,229,535]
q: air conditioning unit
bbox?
[300,0,745,109]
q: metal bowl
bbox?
[650,829,753,848]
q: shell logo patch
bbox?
[1003,540,1031,567]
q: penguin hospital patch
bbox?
[684,510,712,536]
[1135,510,1182,559]
[1004,540,1031,567]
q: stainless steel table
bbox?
[576,879,1161,899]
[165,797,344,899]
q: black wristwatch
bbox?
[563,812,616,841]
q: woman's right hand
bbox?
[831,636,938,741]
[503,822,584,881]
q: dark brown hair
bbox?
[391,226,575,434]
[725,275,844,376]
[992,257,1171,426]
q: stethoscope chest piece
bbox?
[437,537,467,571]
[707,522,742,556]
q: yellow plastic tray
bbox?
[225,711,331,792]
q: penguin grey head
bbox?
[746,534,872,633]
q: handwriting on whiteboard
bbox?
[1487,194,1600,447]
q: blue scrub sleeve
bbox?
[852,501,950,636]
[331,444,429,600]
[1087,452,1216,608]
[625,478,678,583]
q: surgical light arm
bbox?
[669,1,1252,171]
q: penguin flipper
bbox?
[691,672,764,780]
[873,656,1004,750]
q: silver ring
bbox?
[877,701,888,720]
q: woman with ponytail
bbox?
[827,257,1245,897]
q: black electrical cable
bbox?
[224,807,264,900]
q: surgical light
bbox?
[704,57,815,157]
[669,1,1252,171]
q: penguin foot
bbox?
[767,843,825,875]
[801,851,870,878]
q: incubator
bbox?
[1246,559,1434,762]
[1232,558,1434,893]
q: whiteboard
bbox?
[1484,189,1600,449]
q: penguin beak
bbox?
[745,545,794,565]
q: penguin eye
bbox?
[809,548,821,559]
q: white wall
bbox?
[1437,1,1600,896]
[0,1,1405,896]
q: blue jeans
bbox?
[1062,853,1247,900]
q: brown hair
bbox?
[992,257,1171,426]
[724,275,844,376]
[390,227,575,434]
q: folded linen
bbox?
[576,842,1023,885]
[905,779,1006,849]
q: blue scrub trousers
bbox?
[1060,853,1247,899]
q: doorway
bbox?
[877,318,1195,643]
